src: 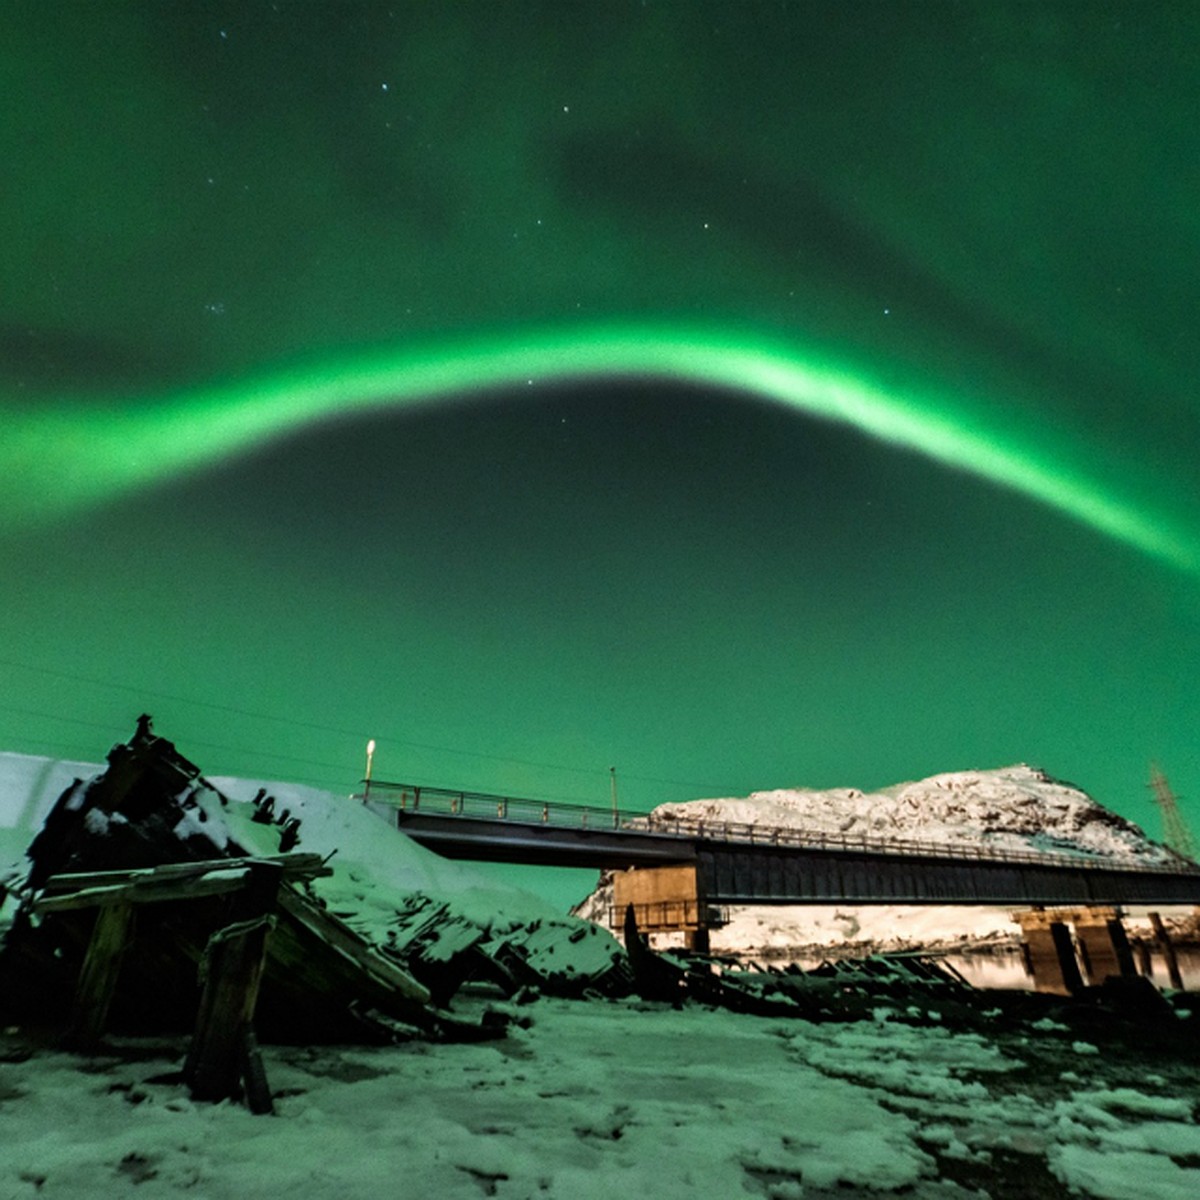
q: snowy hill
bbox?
[651,764,1171,863]
[0,750,539,917]
[579,765,1185,956]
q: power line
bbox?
[0,705,635,806]
[0,658,369,738]
[0,703,130,737]
[0,655,749,795]
[0,700,354,780]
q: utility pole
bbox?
[1149,762,1197,861]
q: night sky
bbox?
[3,2,1199,906]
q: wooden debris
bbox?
[182,859,281,1107]
[66,901,135,1049]
[0,716,507,1114]
[622,904,688,1005]
[377,894,632,1004]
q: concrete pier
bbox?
[1014,907,1139,993]
[1015,911,1084,995]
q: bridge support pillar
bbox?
[1074,912,1137,985]
[612,864,718,948]
[1015,907,1141,992]
[1148,912,1185,990]
[1015,913,1083,995]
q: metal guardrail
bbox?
[605,901,729,931]
[359,779,1200,877]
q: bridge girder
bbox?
[381,808,1200,907]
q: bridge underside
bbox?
[387,811,695,870]
[385,809,1200,907]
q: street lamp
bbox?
[364,739,377,802]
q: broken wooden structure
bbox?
[0,717,510,1111]
[34,855,329,1111]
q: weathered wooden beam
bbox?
[1075,916,1138,985]
[274,887,432,1004]
[238,1027,274,1116]
[184,862,282,1108]
[35,854,333,914]
[35,868,252,913]
[1148,911,1185,990]
[40,853,331,894]
[65,901,135,1048]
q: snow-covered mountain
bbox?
[650,764,1171,863]
[578,765,1188,956]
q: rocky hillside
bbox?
[650,764,1171,862]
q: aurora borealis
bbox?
[3,2,1199,904]
[8,322,1197,575]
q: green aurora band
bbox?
[5,321,1197,578]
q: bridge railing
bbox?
[359,779,1200,876]
[362,781,632,830]
[605,900,730,932]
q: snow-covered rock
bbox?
[650,765,1170,863]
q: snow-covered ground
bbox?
[4,747,1200,1199]
[3,995,1199,1200]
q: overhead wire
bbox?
[0,658,749,798]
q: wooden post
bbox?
[238,1027,275,1116]
[1049,921,1085,994]
[184,862,281,1110]
[1106,918,1138,979]
[1135,939,1153,977]
[66,901,135,1048]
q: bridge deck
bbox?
[362,780,1200,907]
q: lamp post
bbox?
[609,766,618,826]
[364,739,376,803]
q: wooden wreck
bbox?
[0,718,511,1109]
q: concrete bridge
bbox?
[361,779,1200,909]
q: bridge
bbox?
[360,779,1200,909]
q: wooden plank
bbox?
[35,869,252,913]
[41,853,331,893]
[37,854,333,912]
[275,887,431,1003]
[66,901,135,1047]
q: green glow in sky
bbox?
[6,322,1197,577]
[3,3,1200,889]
